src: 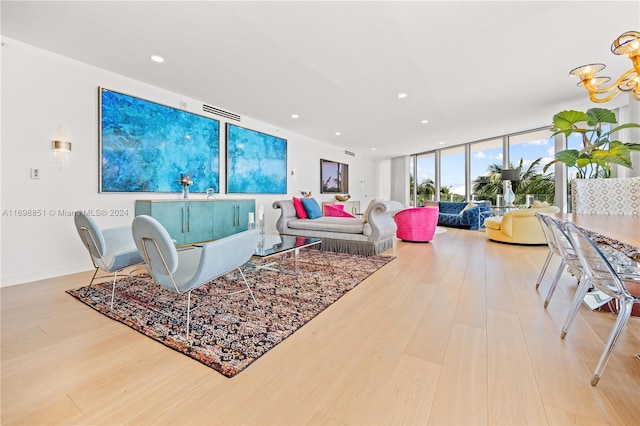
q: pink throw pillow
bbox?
[293,197,308,219]
[324,204,355,218]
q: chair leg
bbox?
[561,274,590,339]
[536,250,554,289]
[591,298,634,386]
[239,267,259,307]
[544,260,566,308]
[110,271,118,309]
[145,285,159,309]
[88,267,99,286]
[186,291,192,339]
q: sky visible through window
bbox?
[416,136,555,195]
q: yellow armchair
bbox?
[484,205,560,245]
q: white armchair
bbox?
[74,211,144,308]
[131,215,260,338]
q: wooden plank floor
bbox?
[2,228,639,425]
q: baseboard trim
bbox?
[1,263,91,287]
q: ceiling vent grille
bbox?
[343,150,356,157]
[202,104,241,122]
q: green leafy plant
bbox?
[543,108,640,178]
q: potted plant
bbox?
[543,108,640,178]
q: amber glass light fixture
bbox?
[569,30,640,103]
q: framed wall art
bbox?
[226,123,287,194]
[320,158,349,193]
[99,87,220,193]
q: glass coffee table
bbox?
[246,234,321,275]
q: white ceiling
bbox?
[2,1,639,160]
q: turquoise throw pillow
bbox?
[301,197,322,219]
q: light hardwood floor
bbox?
[2,228,639,425]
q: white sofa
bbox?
[273,199,403,255]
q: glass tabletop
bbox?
[485,205,524,211]
[254,234,321,257]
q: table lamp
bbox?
[501,169,520,207]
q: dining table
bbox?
[551,213,640,262]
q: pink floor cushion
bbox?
[323,204,355,218]
[394,206,439,242]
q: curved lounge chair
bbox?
[394,206,439,242]
[131,215,260,338]
[74,211,144,308]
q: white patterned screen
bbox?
[572,177,640,215]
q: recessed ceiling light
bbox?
[335,132,341,136]
[438,141,444,145]
[150,55,164,63]
[397,93,407,99]
[371,148,377,151]
[421,119,429,124]
[291,114,299,119]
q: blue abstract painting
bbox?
[226,124,287,194]
[100,88,220,193]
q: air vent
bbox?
[202,104,241,122]
[343,150,356,157]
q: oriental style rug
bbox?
[67,249,394,377]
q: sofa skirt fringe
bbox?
[309,237,393,256]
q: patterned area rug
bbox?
[67,249,394,377]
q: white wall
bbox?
[375,159,390,202]
[0,37,382,286]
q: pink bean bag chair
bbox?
[394,206,439,242]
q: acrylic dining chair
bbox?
[561,222,640,386]
[535,214,583,308]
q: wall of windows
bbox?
[411,152,435,207]
[470,138,502,204]
[440,146,466,202]
[507,129,556,205]
[411,127,556,208]
[408,105,636,212]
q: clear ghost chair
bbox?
[561,222,640,386]
[534,212,561,290]
[536,214,583,308]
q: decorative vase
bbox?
[182,186,189,199]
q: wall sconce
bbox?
[52,139,72,167]
[569,30,640,103]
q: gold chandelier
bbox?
[569,30,640,103]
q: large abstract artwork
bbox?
[226,123,287,194]
[320,159,349,193]
[100,88,220,193]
